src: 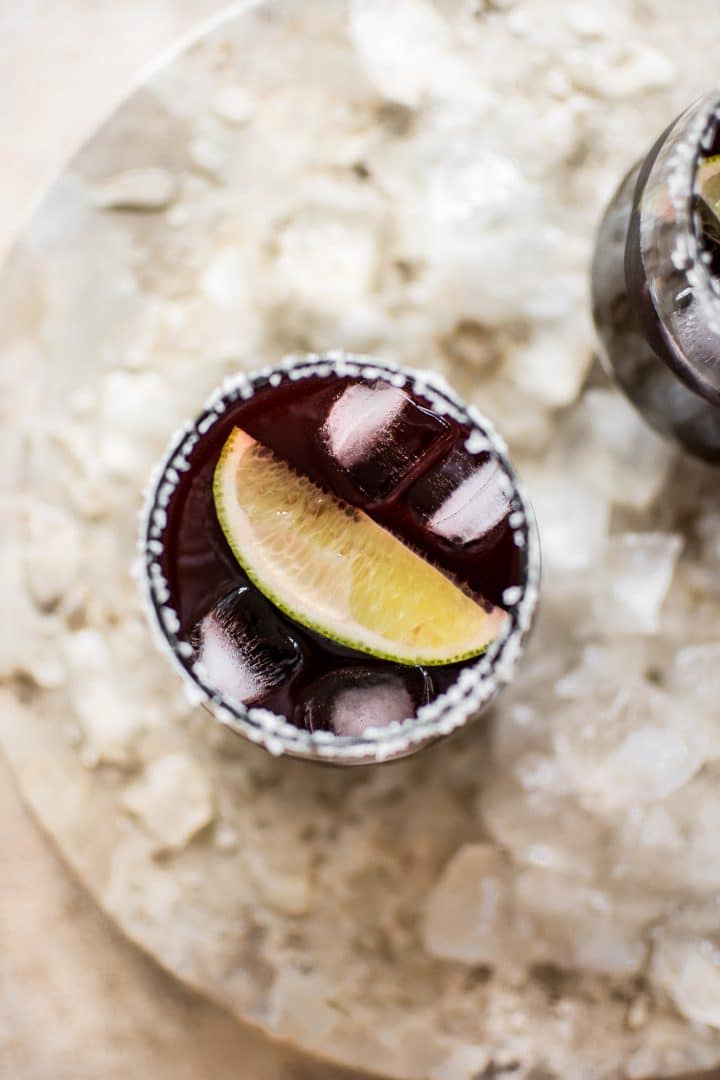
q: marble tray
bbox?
[2,2,720,1077]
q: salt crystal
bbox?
[423,845,649,976]
[505,331,593,408]
[568,43,676,99]
[268,970,338,1039]
[68,384,97,417]
[213,85,255,126]
[349,0,487,109]
[122,752,214,851]
[429,1044,491,1080]
[565,4,605,38]
[652,932,720,1029]
[189,137,225,177]
[515,868,649,975]
[213,823,239,852]
[529,478,609,575]
[99,370,176,478]
[667,643,720,760]
[481,769,604,881]
[598,533,682,635]
[91,167,178,211]
[64,629,142,768]
[201,248,249,309]
[553,682,703,813]
[29,654,67,690]
[555,641,649,701]
[626,992,651,1030]
[22,501,81,609]
[426,148,556,324]
[422,845,516,966]
[274,206,378,311]
[560,389,674,511]
[614,768,720,894]
[243,850,311,916]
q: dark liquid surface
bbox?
[158,372,523,732]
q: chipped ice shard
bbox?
[652,929,720,1029]
[552,681,703,812]
[192,586,303,707]
[295,665,433,736]
[598,532,682,635]
[122,752,214,851]
[319,380,449,502]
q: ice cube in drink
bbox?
[319,381,451,502]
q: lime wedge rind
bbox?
[697,154,720,241]
[213,427,508,667]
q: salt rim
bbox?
[643,84,720,396]
[137,351,541,764]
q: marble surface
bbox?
[3,1,720,1078]
[0,4,368,1078]
[0,754,373,1080]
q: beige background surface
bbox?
[0,3,369,1077]
[0,0,235,263]
[0,755,371,1080]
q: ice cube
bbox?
[596,532,682,635]
[513,868,652,975]
[319,380,448,502]
[612,766,720,894]
[557,389,674,512]
[274,205,379,313]
[422,844,518,967]
[422,844,650,976]
[553,681,703,813]
[480,766,606,881]
[349,0,488,110]
[296,665,432,736]
[192,586,303,707]
[528,475,609,576]
[407,443,511,550]
[667,643,720,760]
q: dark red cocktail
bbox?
[141,353,539,764]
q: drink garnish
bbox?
[213,427,508,666]
[697,154,720,244]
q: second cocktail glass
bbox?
[592,86,720,462]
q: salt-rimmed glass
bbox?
[592,85,720,461]
[139,351,540,765]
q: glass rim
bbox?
[137,350,541,765]
[658,84,720,401]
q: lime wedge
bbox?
[697,154,720,242]
[213,427,509,666]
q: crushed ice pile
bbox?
[2,1,720,1076]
